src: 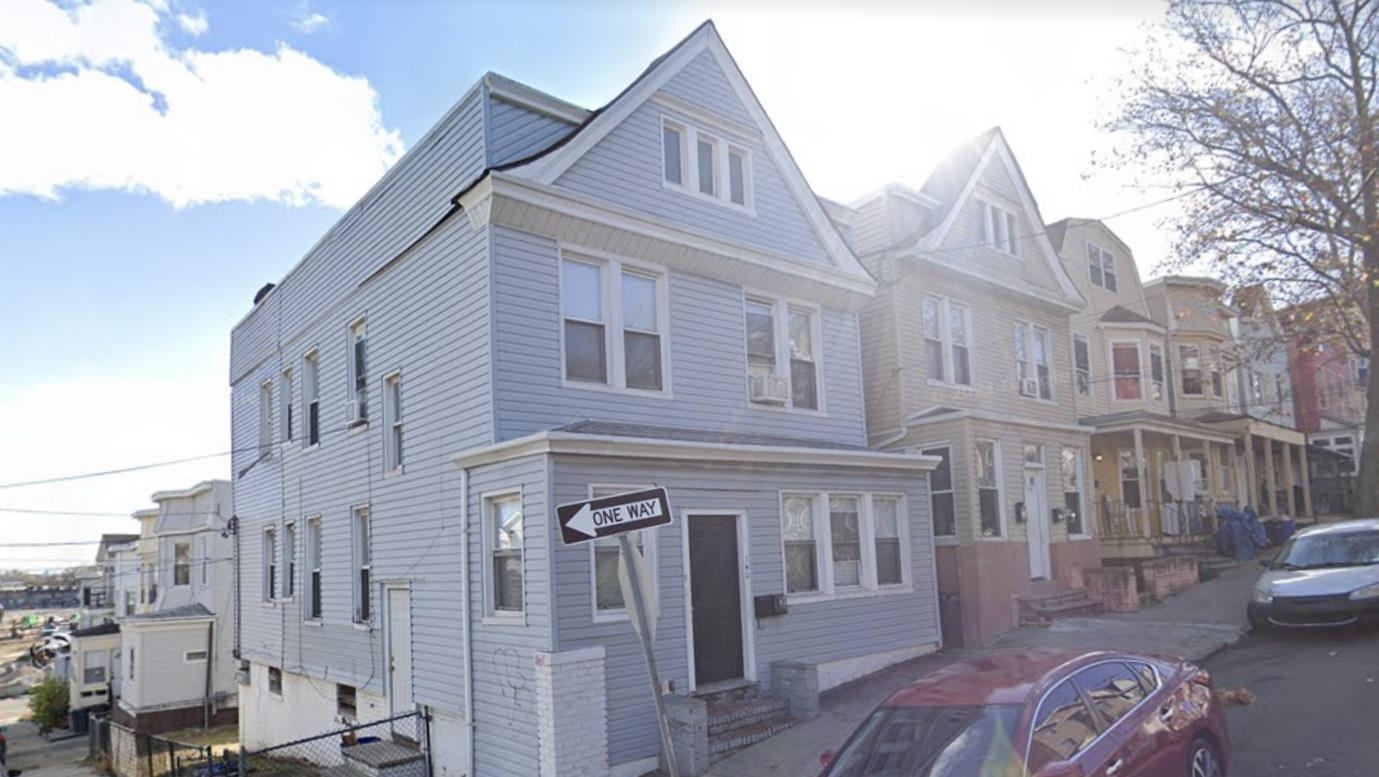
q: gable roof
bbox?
[1100,305,1158,326]
[905,129,1083,307]
[496,21,871,288]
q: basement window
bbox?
[337,684,357,720]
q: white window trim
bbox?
[1088,242,1117,291]
[1149,343,1166,402]
[1072,333,1091,397]
[1015,322,1055,402]
[975,439,1007,541]
[1108,338,1146,404]
[980,199,1019,256]
[923,295,976,390]
[920,443,958,544]
[172,542,191,588]
[778,491,912,604]
[347,316,368,427]
[280,367,295,446]
[1063,447,1093,540]
[267,666,283,698]
[304,515,323,623]
[302,348,321,451]
[258,380,274,459]
[262,526,277,605]
[183,650,209,664]
[660,114,755,214]
[482,488,526,624]
[282,521,297,602]
[743,289,828,414]
[351,505,371,625]
[1179,344,1205,397]
[558,246,673,399]
[382,370,404,477]
[586,484,659,624]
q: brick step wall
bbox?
[705,686,796,762]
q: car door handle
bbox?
[1158,704,1175,722]
[1106,757,1126,776]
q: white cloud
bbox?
[0,0,402,209]
[177,10,208,36]
[294,10,329,34]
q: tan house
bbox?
[847,129,1099,647]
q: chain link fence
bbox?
[239,711,431,777]
[92,715,238,777]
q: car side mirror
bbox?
[1033,761,1083,777]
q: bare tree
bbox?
[1111,0,1379,511]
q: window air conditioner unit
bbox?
[750,374,790,404]
[1020,378,1040,397]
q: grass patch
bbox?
[161,723,240,756]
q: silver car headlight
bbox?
[1251,587,1274,604]
[1348,582,1379,601]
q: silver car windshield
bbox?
[1273,530,1379,570]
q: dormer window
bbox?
[1088,243,1118,291]
[980,201,1018,255]
[662,116,751,210]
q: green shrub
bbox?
[27,677,69,730]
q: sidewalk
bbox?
[705,559,1258,777]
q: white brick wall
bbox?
[535,646,610,777]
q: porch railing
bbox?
[1097,498,1229,541]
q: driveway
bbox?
[0,697,100,776]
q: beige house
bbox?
[846,129,1098,647]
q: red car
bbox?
[819,649,1229,777]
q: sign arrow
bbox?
[567,504,597,538]
[556,487,673,546]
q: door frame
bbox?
[1024,464,1051,580]
[382,581,416,738]
[680,510,755,693]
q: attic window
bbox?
[662,116,751,211]
[980,201,1018,255]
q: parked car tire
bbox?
[1188,736,1224,777]
[1246,607,1269,632]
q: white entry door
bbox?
[386,586,417,741]
[1025,468,1051,580]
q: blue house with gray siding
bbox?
[230,22,940,777]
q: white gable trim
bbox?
[916,133,1083,305]
[502,23,871,285]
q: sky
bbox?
[0,0,1175,568]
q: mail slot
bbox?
[754,594,788,618]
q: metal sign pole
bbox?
[618,533,679,777]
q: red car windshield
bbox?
[826,704,1024,777]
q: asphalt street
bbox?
[1204,625,1379,777]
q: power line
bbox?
[0,451,232,491]
[0,507,130,518]
[0,541,101,548]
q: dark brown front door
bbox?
[689,515,744,687]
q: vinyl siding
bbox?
[486,95,579,167]
[125,624,214,710]
[859,278,903,444]
[489,225,867,446]
[549,456,937,767]
[554,66,831,265]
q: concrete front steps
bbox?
[322,739,425,777]
[1016,589,1104,627]
[704,685,795,762]
[1161,540,1239,581]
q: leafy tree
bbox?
[1110,0,1378,510]
[27,677,69,732]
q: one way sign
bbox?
[556,487,672,546]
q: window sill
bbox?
[383,467,403,480]
[303,619,323,628]
[661,179,755,216]
[561,378,673,401]
[592,611,632,625]
[748,399,826,416]
[261,601,277,608]
[482,613,525,627]
[1067,534,1094,542]
[351,622,372,632]
[787,586,915,606]
[303,443,321,454]
[1018,394,1058,405]
[348,420,369,435]
[934,536,959,546]
[926,380,978,393]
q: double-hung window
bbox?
[348,319,368,423]
[280,368,294,443]
[1015,323,1052,399]
[383,372,403,473]
[1112,341,1143,400]
[258,381,273,458]
[1088,243,1117,291]
[922,297,973,387]
[283,522,296,599]
[1149,343,1165,400]
[976,440,1003,537]
[1209,346,1224,397]
[781,492,908,597]
[303,350,321,446]
[1119,450,1142,509]
[173,543,190,587]
[981,201,1018,254]
[662,118,752,209]
[1073,334,1091,396]
[561,255,667,393]
[924,447,956,537]
[352,506,370,623]
[306,517,322,620]
[745,295,820,410]
[489,494,524,614]
[1179,345,1203,395]
[262,527,277,602]
[1061,448,1086,536]
[590,486,653,618]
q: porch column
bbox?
[1263,438,1279,517]
[1205,443,1221,501]
[1133,427,1149,537]
[1171,434,1190,535]
[1282,443,1297,516]
[1243,433,1259,511]
[1300,444,1314,518]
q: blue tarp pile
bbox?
[1215,504,1269,560]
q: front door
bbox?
[688,515,744,688]
[386,586,417,741]
[1025,468,1051,580]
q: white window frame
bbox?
[347,317,368,426]
[923,444,957,543]
[1149,343,1165,401]
[283,521,296,601]
[1015,322,1054,401]
[1088,242,1117,291]
[483,489,526,622]
[587,484,658,623]
[268,666,283,697]
[558,247,672,398]
[923,296,975,389]
[173,542,191,587]
[980,200,1019,255]
[351,505,371,625]
[1109,339,1145,403]
[1072,333,1091,397]
[382,370,403,475]
[660,115,754,213]
[280,367,295,445]
[1209,345,1224,398]
[1179,344,1204,397]
[262,526,277,604]
[183,649,208,664]
[778,491,911,604]
[258,380,273,458]
[305,516,323,622]
[975,438,1007,540]
[743,290,827,413]
[303,348,321,449]
[1061,447,1092,540]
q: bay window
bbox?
[561,254,667,394]
[1073,334,1090,396]
[1149,343,1165,400]
[1112,341,1143,400]
[1209,345,1223,397]
[1179,345,1203,395]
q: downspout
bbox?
[204,621,214,728]
[460,467,475,777]
[231,516,241,660]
